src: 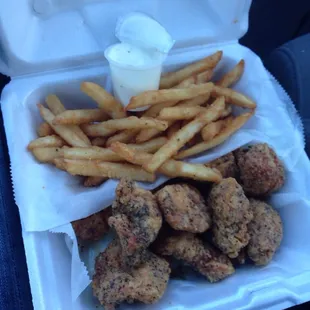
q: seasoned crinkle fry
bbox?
[38,104,90,147]
[37,122,54,137]
[127,83,214,111]
[216,60,245,88]
[110,142,222,183]
[143,96,225,173]
[62,159,155,182]
[159,51,222,89]
[28,135,65,150]
[53,109,109,125]
[159,106,207,121]
[32,147,64,163]
[175,112,253,159]
[45,95,91,145]
[84,176,107,187]
[212,85,256,109]
[81,82,126,119]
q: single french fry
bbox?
[84,176,107,187]
[38,104,90,147]
[143,96,226,173]
[195,70,214,84]
[177,93,210,108]
[167,121,181,139]
[91,137,107,147]
[106,130,138,147]
[63,159,155,182]
[37,122,54,137]
[211,85,256,109]
[216,60,245,88]
[81,123,116,137]
[32,147,64,163]
[201,119,228,142]
[45,95,91,145]
[81,82,126,119]
[52,109,109,125]
[159,106,207,121]
[127,83,214,111]
[110,142,222,183]
[159,51,223,89]
[27,135,66,150]
[53,158,66,170]
[130,137,168,153]
[101,116,168,131]
[175,112,253,159]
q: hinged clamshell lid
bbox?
[0,0,251,77]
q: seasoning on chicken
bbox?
[156,184,211,233]
[155,232,235,282]
[71,207,111,241]
[247,199,283,265]
[92,239,170,310]
[108,178,162,260]
[234,143,285,197]
[206,152,238,178]
[208,178,253,258]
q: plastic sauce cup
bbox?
[105,43,165,111]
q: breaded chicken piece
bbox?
[206,152,238,178]
[155,232,235,282]
[71,207,111,241]
[234,144,285,197]
[247,199,283,265]
[109,179,162,260]
[208,178,253,258]
[92,240,170,310]
[156,184,211,233]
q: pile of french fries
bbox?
[28,51,256,186]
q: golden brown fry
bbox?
[106,129,138,147]
[110,142,222,183]
[175,112,253,159]
[101,116,168,131]
[45,95,91,145]
[143,96,226,173]
[38,104,90,147]
[216,60,245,88]
[81,82,126,119]
[81,123,116,137]
[63,137,167,161]
[177,93,210,108]
[84,176,107,187]
[159,106,207,121]
[91,137,107,147]
[52,109,109,125]
[201,118,228,142]
[32,147,64,163]
[27,135,66,150]
[53,158,66,170]
[167,121,181,139]
[159,51,223,89]
[127,83,214,111]
[212,85,256,109]
[37,122,54,137]
[63,159,155,182]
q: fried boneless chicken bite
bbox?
[71,207,111,241]
[234,143,285,197]
[92,239,170,310]
[108,179,162,259]
[156,184,211,233]
[155,232,234,282]
[247,199,283,265]
[206,152,238,179]
[209,178,253,258]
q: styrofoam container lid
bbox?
[0,0,251,77]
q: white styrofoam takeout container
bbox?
[1,0,310,309]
